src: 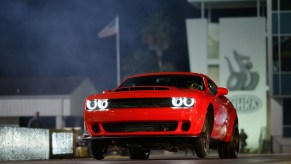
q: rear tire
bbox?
[91,140,107,160]
[194,116,210,158]
[218,121,239,159]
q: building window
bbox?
[272,0,291,11]
[283,99,291,137]
[272,0,291,96]
[272,36,279,72]
[207,23,219,59]
[208,65,219,85]
[280,36,291,71]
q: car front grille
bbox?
[108,98,172,108]
[102,122,178,132]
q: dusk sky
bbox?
[0,0,199,91]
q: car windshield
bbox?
[118,75,205,90]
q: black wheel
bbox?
[91,140,107,160]
[218,121,240,159]
[129,147,150,160]
[194,116,210,158]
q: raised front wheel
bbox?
[194,117,210,158]
[91,140,107,160]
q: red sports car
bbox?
[84,72,239,160]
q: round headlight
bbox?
[98,99,108,109]
[183,98,195,107]
[172,97,183,107]
[86,100,97,110]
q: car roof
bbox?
[126,72,206,79]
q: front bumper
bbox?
[84,107,205,137]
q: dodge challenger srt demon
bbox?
[84,72,239,160]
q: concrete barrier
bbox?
[0,127,75,161]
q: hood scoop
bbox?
[115,86,170,92]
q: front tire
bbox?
[218,121,239,159]
[91,140,107,160]
[194,116,210,158]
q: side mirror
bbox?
[103,90,111,93]
[217,87,228,96]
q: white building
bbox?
[186,0,291,153]
[0,77,97,129]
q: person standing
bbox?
[239,129,248,153]
[28,111,42,128]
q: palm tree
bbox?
[122,49,158,78]
[141,12,174,71]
